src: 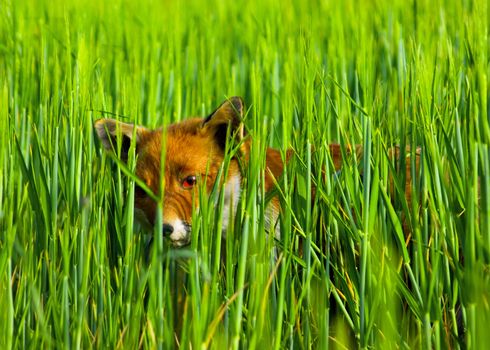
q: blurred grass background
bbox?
[0,0,488,348]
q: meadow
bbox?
[0,0,489,348]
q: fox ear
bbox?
[202,96,245,149]
[94,118,145,161]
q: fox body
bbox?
[95,97,420,246]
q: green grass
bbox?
[1,0,489,348]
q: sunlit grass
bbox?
[1,0,488,348]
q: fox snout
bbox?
[161,219,192,247]
[162,223,174,235]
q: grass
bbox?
[0,0,489,348]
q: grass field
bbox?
[1,0,489,348]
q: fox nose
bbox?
[162,223,174,236]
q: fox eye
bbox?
[182,175,197,189]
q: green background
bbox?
[0,0,488,348]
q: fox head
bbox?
[94,97,245,247]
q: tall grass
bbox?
[1,0,488,348]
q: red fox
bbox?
[95,97,420,246]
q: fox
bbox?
[94,96,420,247]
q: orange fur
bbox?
[131,118,242,228]
[95,97,420,246]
